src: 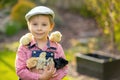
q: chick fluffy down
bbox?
[49,31,62,42]
[19,33,32,45]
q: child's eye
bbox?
[42,23,47,26]
[33,23,38,26]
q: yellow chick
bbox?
[47,58,54,68]
[49,31,62,42]
[36,52,47,70]
[19,33,33,46]
[26,57,38,69]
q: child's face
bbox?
[27,15,54,40]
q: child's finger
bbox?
[52,73,58,77]
[52,68,56,74]
[50,65,55,72]
[44,65,49,71]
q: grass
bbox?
[65,46,84,62]
[0,50,18,80]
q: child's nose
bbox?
[38,26,42,30]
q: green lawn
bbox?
[0,50,18,80]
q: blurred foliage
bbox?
[54,11,64,27]
[69,1,95,18]
[5,21,22,36]
[11,0,36,28]
[0,0,17,9]
[71,38,98,52]
[4,42,19,51]
[46,0,120,52]
[84,0,120,51]
[30,0,46,5]
[59,0,120,52]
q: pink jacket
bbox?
[15,40,68,80]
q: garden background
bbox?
[0,0,120,80]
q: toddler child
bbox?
[15,6,68,80]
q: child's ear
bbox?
[50,23,54,31]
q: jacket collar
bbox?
[28,37,51,49]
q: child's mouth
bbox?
[35,32,45,36]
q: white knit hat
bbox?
[25,6,55,21]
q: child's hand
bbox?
[31,68,44,74]
[39,63,56,80]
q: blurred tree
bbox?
[84,0,120,52]
[11,0,36,28]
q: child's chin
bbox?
[35,36,45,40]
